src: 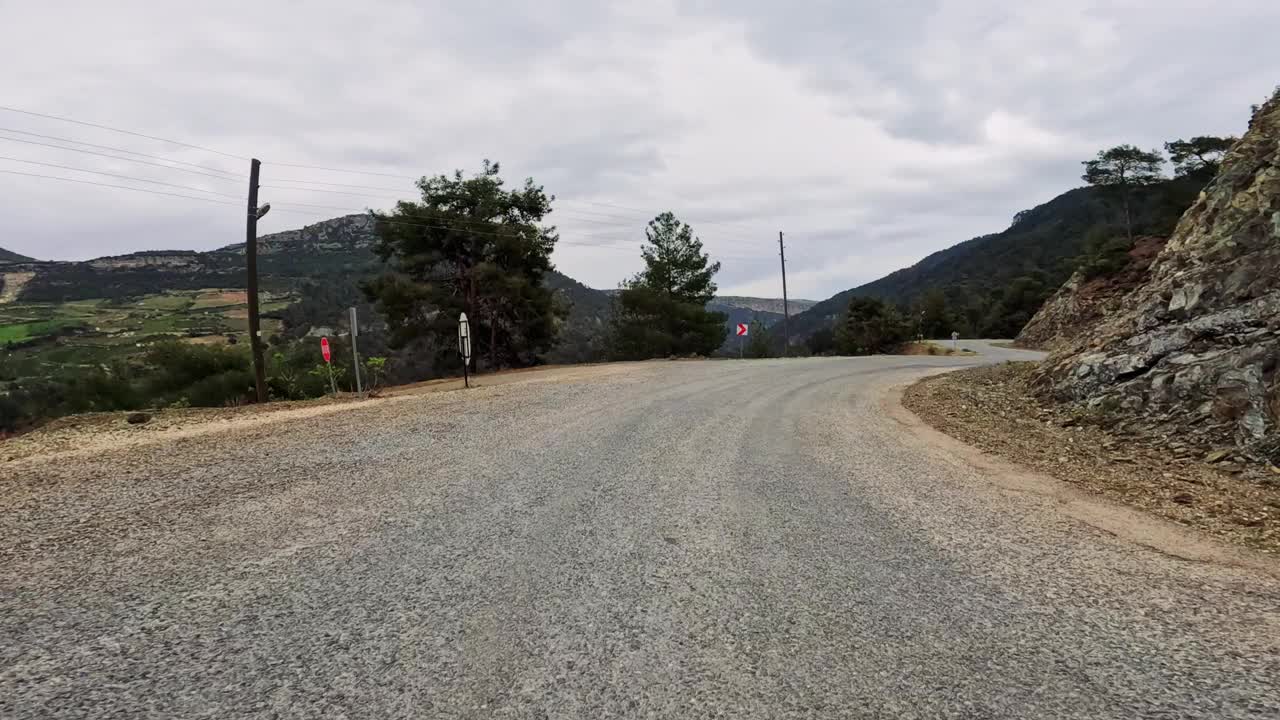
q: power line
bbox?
[264,160,418,179]
[0,135,242,183]
[0,168,767,260]
[0,105,246,159]
[0,126,241,177]
[0,105,774,239]
[264,208,762,258]
[0,156,241,198]
[266,176,768,234]
[266,197,665,231]
[0,169,240,206]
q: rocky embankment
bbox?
[1033,94,1280,457]
[1016,236,1166,352]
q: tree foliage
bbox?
[364,160,562,372]
[744,315,774,358]
[1082,145,1165,242]
[609,213,726,359]
[835,297,910,355]
[1164,136,1235,179]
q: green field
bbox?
[0,288,295,376]
[0,319,75,343]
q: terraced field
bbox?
[0,289,292,375]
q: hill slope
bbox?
[3,215,796,361]
[784,177,1204,344]
[0,246,35,263]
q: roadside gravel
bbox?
[903,362,1280,554]
[3,350,1278,718]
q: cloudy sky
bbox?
[1,1,1274,299]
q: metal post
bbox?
[349,306,362,394]
[327,362,337,397]
[245,158,267,402]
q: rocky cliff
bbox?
[1016,236,1167,351]
[1034,94,1280,452]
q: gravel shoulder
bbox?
[902,362,1280,555]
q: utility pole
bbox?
[349,306,363,394]
[779,231,790,357]
[245,158,268,403]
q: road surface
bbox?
[2,342,1277,718]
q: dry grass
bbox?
[898,341,976,357]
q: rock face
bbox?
[1017,236,1167,352]
[1034,95,1280,451]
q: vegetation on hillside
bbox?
[0,246,35,263]
[609,212,727,359]
[363,161,562,372]
[835,297,911,355]
[784,132,1234,351]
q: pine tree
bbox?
[363,160,562,372]
[609,212,727,359]
[1082,145,1165,242]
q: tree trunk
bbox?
[489,313,497,371]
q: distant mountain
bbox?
[0,246,35,263]
[3,215,797,361]
[783,176,1204,344]
[711,296,816,315]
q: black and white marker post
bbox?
[458,312,472,389]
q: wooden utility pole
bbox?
[245,158,267,403]
[779,231,790,356]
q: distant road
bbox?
[3,342,1277,719]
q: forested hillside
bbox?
[785,175,1205,345]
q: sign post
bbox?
[736,323,749,358]
[320,337,336,396]
[951,331,960,351]
[349,306,362,395]
[458,312,472,389]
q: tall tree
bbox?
[744,314,774,358]
[609,212,727,359]
[918,288,949,339]
[1164,136,1236,179]
[1082,145,1165,242]
[363,160,562,372]
[835,297,909,356]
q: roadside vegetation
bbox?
[782,132,1236,354]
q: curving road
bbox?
[2,342,1277,718]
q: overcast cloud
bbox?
[1,0,1274,299]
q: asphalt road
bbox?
[3,342,1278,719]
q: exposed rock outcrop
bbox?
[1017,236,1167,352]
[1034,95,1280,453]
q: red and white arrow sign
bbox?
[320,336,332,363]
[736,323,749,337]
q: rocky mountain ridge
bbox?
[1033,94,1280,453]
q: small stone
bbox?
[1203,449,1232,463]
[1171,493,1195,505]
[126,412,152,425]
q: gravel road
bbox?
[3,342,1278,718]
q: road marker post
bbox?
[458,312,472,389]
